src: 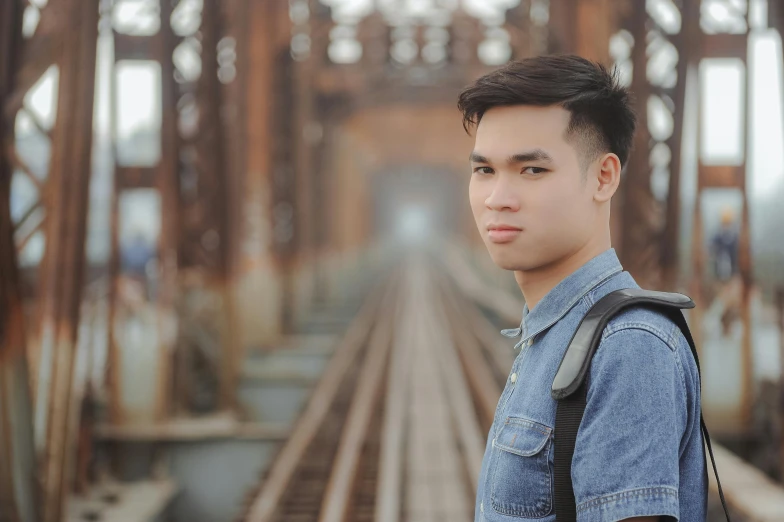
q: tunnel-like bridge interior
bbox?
[2,1,784,522]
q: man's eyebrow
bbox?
[469,151,489,163]
[507,149,554,164]
[469,149,554,165]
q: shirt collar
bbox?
[500,248,623,345]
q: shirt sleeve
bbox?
[571,327,686,522]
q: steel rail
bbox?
[244,274,394,522]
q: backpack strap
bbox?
[550,288,732,522]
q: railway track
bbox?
[240,258,517,522]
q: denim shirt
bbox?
[474,248,708,522]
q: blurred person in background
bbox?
[116,228,157,344]
[710,206,742,336]
[121,228,155,281]
[712,206,739,282]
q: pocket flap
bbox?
[493,417,552,457]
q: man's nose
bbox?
[485,178,520,212]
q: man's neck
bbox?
[514,240,611,311]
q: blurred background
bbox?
[1,0,784,521]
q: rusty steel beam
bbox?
[311,104,335,304]
[503,3,534,58]
[154,0,181,422]
[106,0,182,424]
[772,0,784,40]
[0,1,39,520]
[2,33,58,118]
[613,0,691,292]
[270,36,297,331]
[215,0,251,413]
[4,144,43,192]
[688,0,754,429]
[548,0,620,63]
[115,165,157,189]
[661,0,699,291]
[34,0,99,521]
[113,33,157,61]
[771,0,784,483]
[287,0,332,327]
[700,33,749,59]
[778,287,784,482]
[0,175,38,522]
[2,0,71,119]
[548,0,688,291]
[618,0,661,288]
[543,1,648,278]
[210,0,286,373]
[176,0,240,412]
[106,0,247,421]
[219,0,248,281]
[179,0,229,276]
[699,164,746,188]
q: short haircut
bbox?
[457,54,637,169]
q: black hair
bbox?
[457,54,637,168]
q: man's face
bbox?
[468,105,600,272]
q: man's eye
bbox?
[523,167,546,175]
[473,166,494,175]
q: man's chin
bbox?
[495,260,525,271]
[487,250,531,272]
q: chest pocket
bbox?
[490,416,554,518]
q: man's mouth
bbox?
[487,224,523,243]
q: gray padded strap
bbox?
[551,288,695,400]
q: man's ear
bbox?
[593,153,621,203]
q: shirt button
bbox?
[510,373,517,383]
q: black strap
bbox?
[552,292,732,521]
[553,379,586,521]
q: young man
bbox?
[458,55,707,521]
